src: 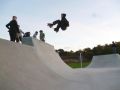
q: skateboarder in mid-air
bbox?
[48,13,69,32]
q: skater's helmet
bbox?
[61,13,66,17]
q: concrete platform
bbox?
[0,38,120,90]
[88,54,120,68]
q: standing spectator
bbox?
[112,41,117,53]
[39,30,45,42]
[6,16,19,42]
[33,31,38,38]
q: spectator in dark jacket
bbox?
[6,16,19,42]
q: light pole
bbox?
[80,53,83,68]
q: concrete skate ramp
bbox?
[88,54,120,68]
[0,38,120,90]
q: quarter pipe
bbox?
[0,38,120,90]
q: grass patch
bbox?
[67,62,91,68]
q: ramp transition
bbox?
[0,38,120,90]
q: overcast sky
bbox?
[1,0,120,51]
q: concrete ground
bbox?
[0,38,120,90]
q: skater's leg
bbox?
[48,20,60,28]
[54,20,61,32]
[52,20,60,25]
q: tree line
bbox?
[56,42,120,62]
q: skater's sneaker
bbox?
[54,28,59,32]
[48,23,53,28]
